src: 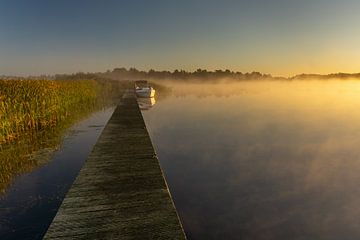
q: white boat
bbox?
[135,80,156,98]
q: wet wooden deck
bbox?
[44,91,186,239]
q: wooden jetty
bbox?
[44,91,186,239]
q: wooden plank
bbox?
[43,92,186,239]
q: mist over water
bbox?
[142,80,360,239]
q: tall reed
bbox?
[0,79,99,144]
[0,78,127,193]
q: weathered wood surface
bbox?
[44,92,186,239]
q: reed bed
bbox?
[0,79,100,144]
[0,78,127,193]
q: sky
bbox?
[0,0,360,77]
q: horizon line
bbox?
[1,68,360,79]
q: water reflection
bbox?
[0,82,125,196]
[0,104,102,195]
[142,80,360,240]
[0,108,115,239]
[0,125,66,195]
[0,81,124,239]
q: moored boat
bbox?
[135,80,155,98]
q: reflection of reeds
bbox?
[0,78,127,194]
[0,128,63,195]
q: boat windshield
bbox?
[134,80,149,88]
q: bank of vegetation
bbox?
[0,78,126,144]
[0,78,127,193]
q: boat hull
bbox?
[136,88,155,98]
[137,97,156,110]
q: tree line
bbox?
[99,68,274,81]
[54,68,360,82]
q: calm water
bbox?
[142,80,360,240]
[0,108,114,240]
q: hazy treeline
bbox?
[101,68,274,81]
[4,68,360,82]
[291,73,360,80]
[54,68,360,82]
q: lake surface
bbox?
[142,80,360,240]
[0,108,115,240]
